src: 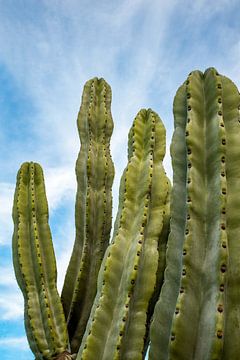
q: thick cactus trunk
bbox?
[61,78,114,353]
[12,162,69,360]
[77,108,170,360]
[149,68,240,360]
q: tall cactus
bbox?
[77,108,170,360]
[12,162,69,360]
[61,77,114,353]
[149,68,240,360]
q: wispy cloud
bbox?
[0,183,14,245]
[44,165,76,211]
[0,336,28,350]
[0,265,16,287]
[0,291,23,320]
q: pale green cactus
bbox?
[13,69,240,360]
[12,162,70,360]
[77,108,170,360]
[61,78,114,353]
[149,68,240,360]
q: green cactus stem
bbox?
[12,162,69,360]
[61,78,114,353]
[77,108,170,360]
[149,68,240,360]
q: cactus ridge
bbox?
[77,109,170,360]
[61,77,114,352]
[12,162,68,359]
[221,75,240,359]
[149,82,188,360]
[143,188,170,356]
[149,68,240,360]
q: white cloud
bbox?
[0,336,28,350]
[0,265,16,287]
[0,183,15,245]
[0,2,180,289]
[0,290,24,320]
[187,0,234,15]
[56,245,74,292]
[44,165,76,211]
[0,0,177,162]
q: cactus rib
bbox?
[149,82,188,360]
[221,75,240,359]
[12,162,69,359]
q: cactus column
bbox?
[61,78,114,353]
[77,108,170,360]
[149,68,240,360]
[12,162,69,360]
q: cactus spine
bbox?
[12,162,69,360]
[149,68,240,360]
[61,78,114,353]
[77,108,170,360]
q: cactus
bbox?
[12,78,170,359]
[17,69,240,359]
[12,162,69,360]
[149,68,240,360]
[61,78,114,353]
[77,108,170,360]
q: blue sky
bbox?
[0,1,240,359]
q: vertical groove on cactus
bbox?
[149,68,239,360]
[143,189,170,356]
[12,162,69,359]
[77,108,170,360]
[221,75,240,359]
[149,83,188,360]
[61,78,114,353]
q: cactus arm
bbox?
[221,76,240,359]
[168,69,226,359]
[168,71,208,359]
[61,78,114,352]
[149,83,188,360]
[149,68,229,360]
[12,162,69,359]
[118,115,170,359]
[77,109,169,360]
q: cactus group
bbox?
[12,77,170,359]
[12,68,240,359]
